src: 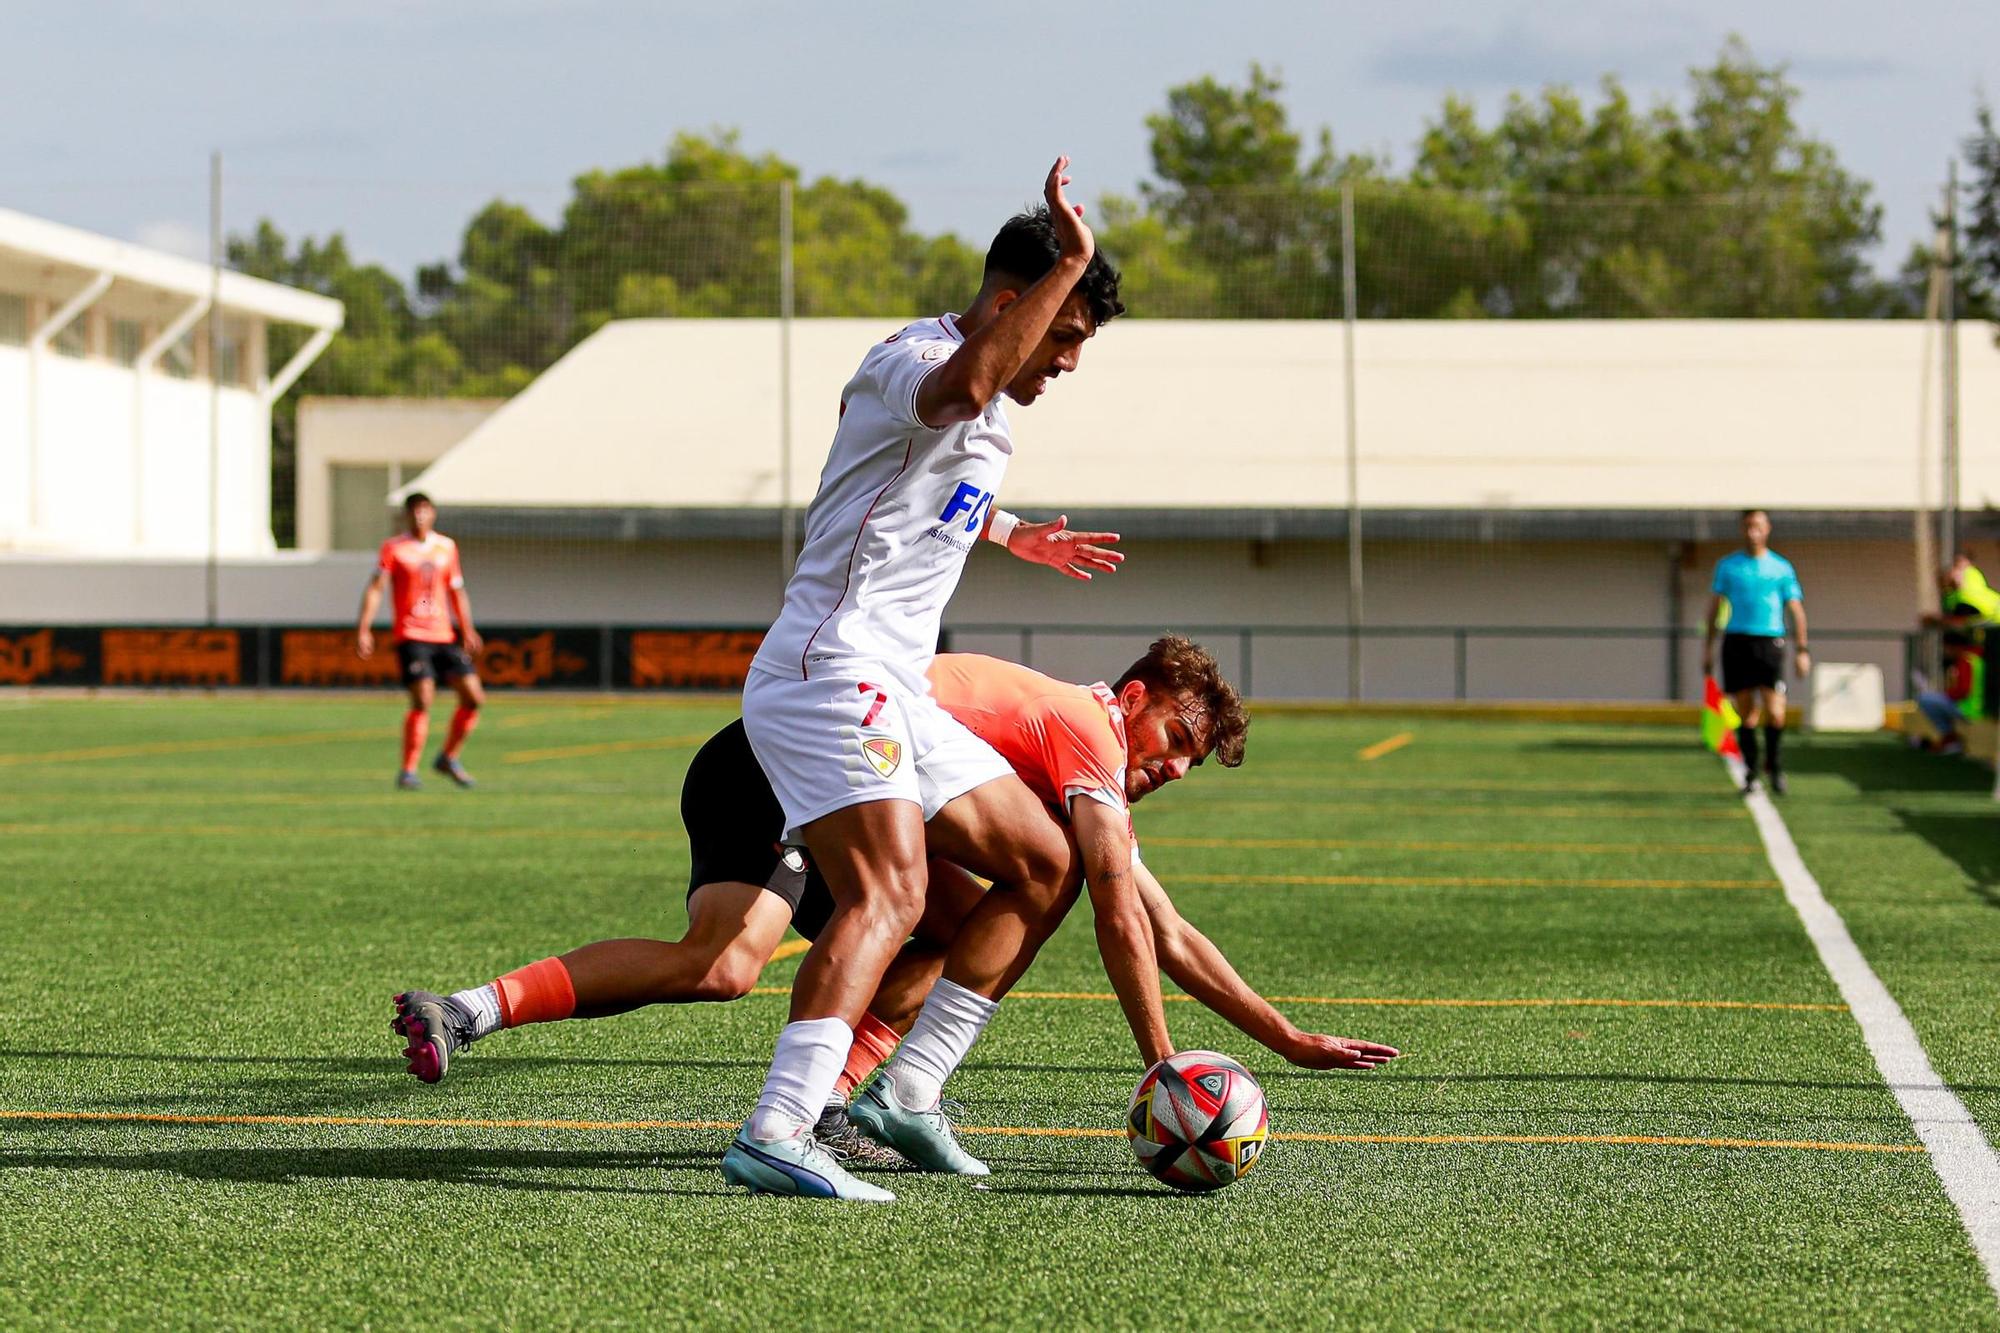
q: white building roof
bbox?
[0,207,343,329]
[403,317,2000,531]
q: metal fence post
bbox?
[1453,629,1468,701]
[777,178,796,584]
[1340,180,1362,702]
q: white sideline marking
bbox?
[1731,756,2000,1302]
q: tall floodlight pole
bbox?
[1942,160,1961,565]
[1915,206,1946,614]
[1340,179,1363,702]
[778,178,796,582]
[206,151,223,626]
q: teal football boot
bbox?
[848,1074,990,1176]
[720,1128,896,1202]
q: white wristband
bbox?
[985,508,1021,546]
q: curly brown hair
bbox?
[1112,634,1249,768]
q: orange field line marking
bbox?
[1219,777,1733,795]
[747,987,1840,1012]
[955,1125,1920,1154]
[0,726,384,767]
[1356,732,1415,761]
[1173,872,1778,891]
[767,938,812,963]
[501,734,710,764]
[492,708,618,729]
[0,821,685,846]
[0,1109,1914,1155]
[1144,835,1762,856]
[1175,800,1749,822]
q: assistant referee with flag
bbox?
[1702,509,1810,795]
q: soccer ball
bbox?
[1126,1050,1270,1192]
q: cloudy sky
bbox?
[6,1,1993,278]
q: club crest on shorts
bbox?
[862,737,902,778]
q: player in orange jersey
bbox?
[356,493,485,790]
[391,638,1398,1168]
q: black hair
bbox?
[1943,630,1975,649]
[1740,508,1769,521]
[404,492,433,513]
[984,207,1125,327]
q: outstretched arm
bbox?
[913,157,1094,428]
[1073,799,1172,1067]
[1136,860,1399,1071]
[1787,598,1810,675]
[983,509,1123,581]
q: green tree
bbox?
[1404,40,1883,316]
[1117,64,1348,317]
[1962,97,2000,322]
[227,222,426,544]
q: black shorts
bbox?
[682,719,835,941]
[397,640,475,685]
[1721,633,1786,695]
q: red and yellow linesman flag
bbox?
[1702,676,1742,757]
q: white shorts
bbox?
[742,666,1014,841]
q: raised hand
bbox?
[1006,514,1123,581]
[1043,156,1095,264]
[1284,1032,1402,1071]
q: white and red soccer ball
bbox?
[1126,1050,1269,1192]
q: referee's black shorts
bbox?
[1720,633,1786,695]
[680,719,835,940]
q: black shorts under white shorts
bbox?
[681,719,835,940]
[1721,633,1786,695]
[396,639,475,684]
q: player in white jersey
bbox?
[724,158,1128,1201]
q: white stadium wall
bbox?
[0,344,275,557]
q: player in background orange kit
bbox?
[356,493,486,790]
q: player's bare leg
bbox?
[849,777,1075,1174]
[398,677,434,789]
[433,671,483,788]
[392,882,794,1083]
[815,861,987,1165]
[721,798,925,1201]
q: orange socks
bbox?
[834,1011,901,1100]
[444,706,479,759]
[495,957,577,1028]
[400,710,429,773]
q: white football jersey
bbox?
[751,315,1013,694]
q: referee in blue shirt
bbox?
[1702,509,1811,794]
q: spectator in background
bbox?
[1913,631,1985,755]
[1936,549,2000,632]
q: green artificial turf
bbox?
[1,695,1996,1329]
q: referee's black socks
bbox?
[1763,723,1784,774]
[1737,724,1760,773]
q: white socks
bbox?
[880,979,998,1110]
[451,983,503,1039]
[747,1017,854,1142]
